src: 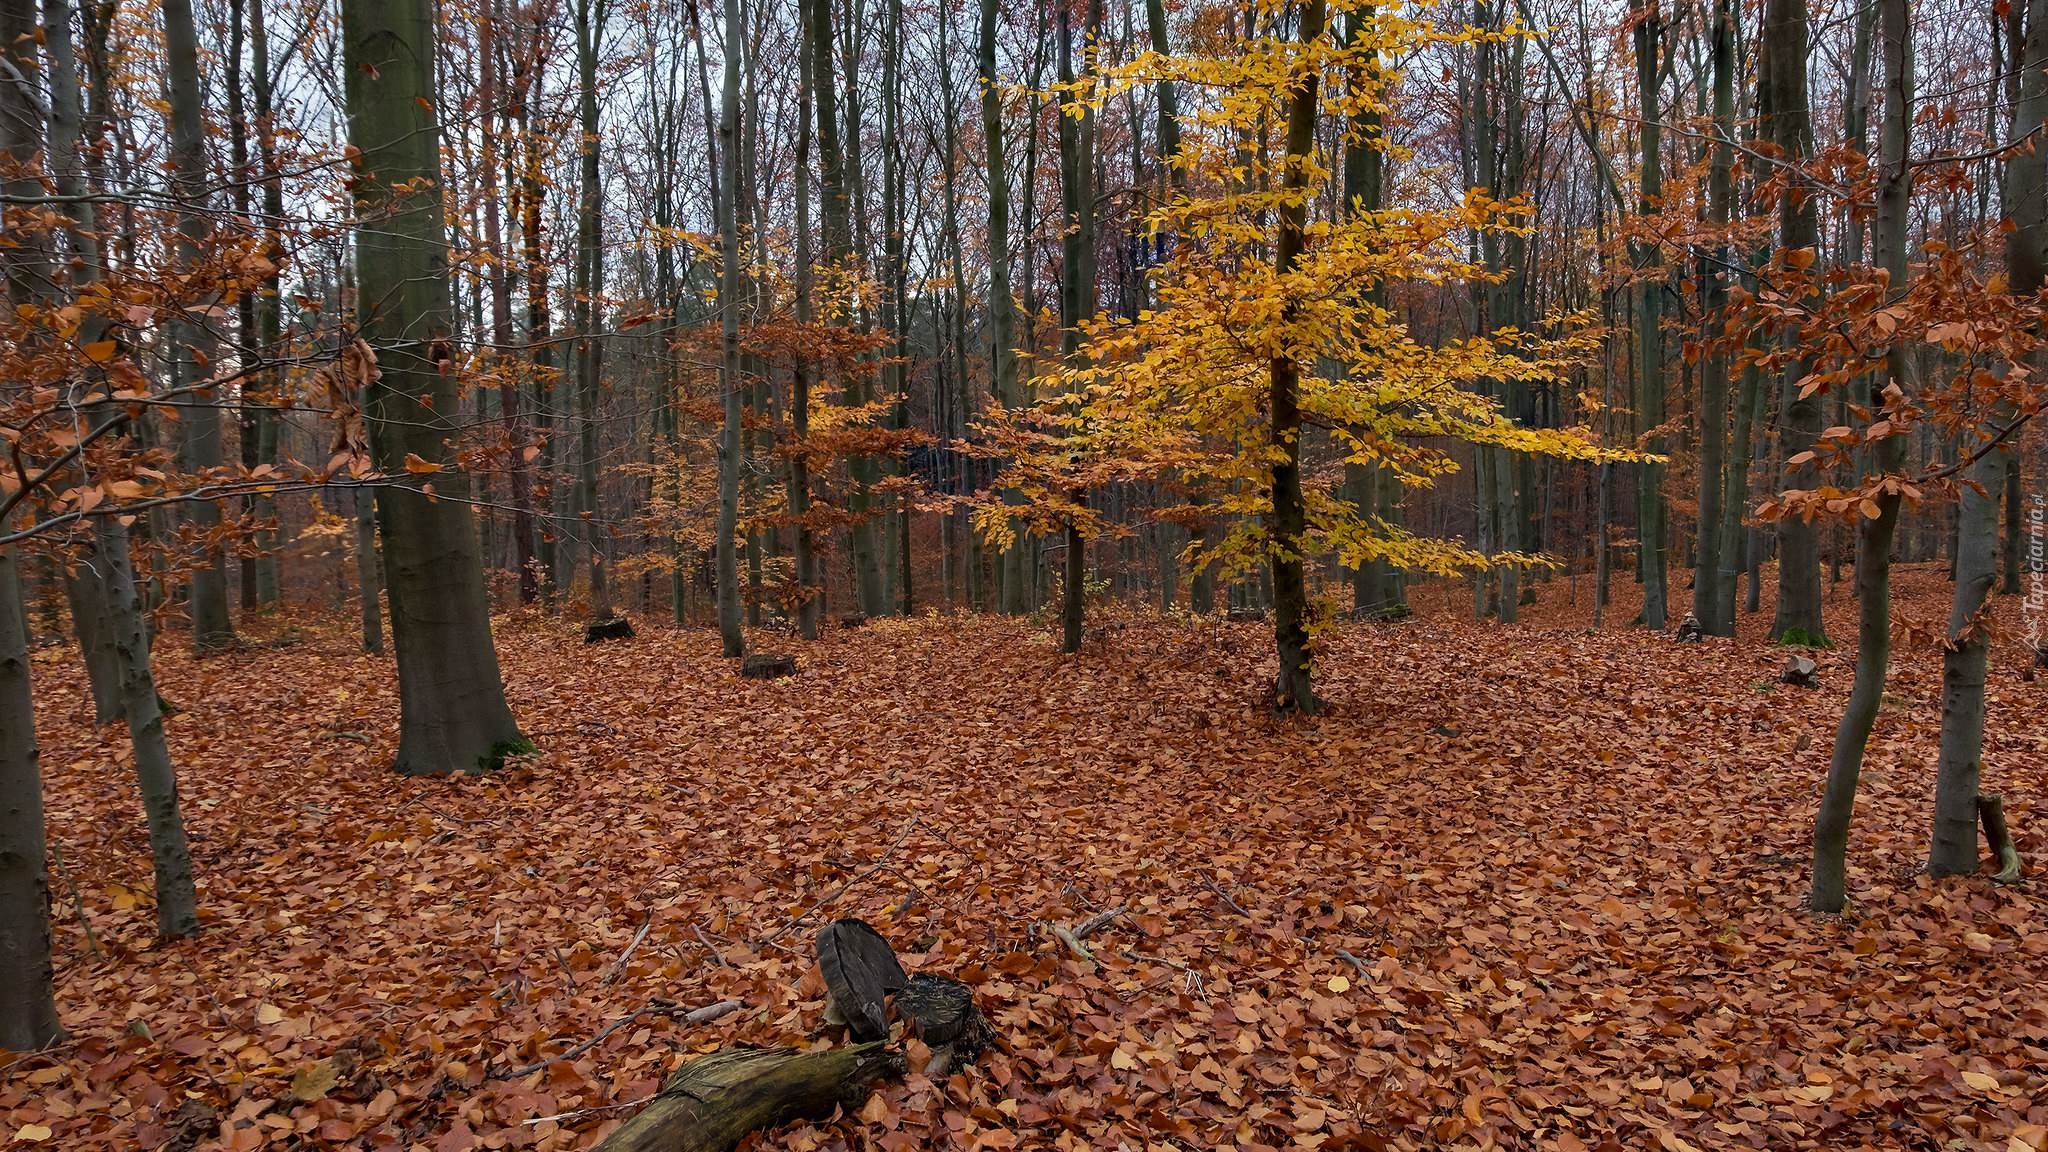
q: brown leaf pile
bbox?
[6,564,2045,1151]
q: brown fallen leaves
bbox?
[4,562,2045,1151]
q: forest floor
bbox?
[6,563,2047,1152]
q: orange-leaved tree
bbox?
[976,0,1636,713]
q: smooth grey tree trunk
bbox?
[99,517,200,935]
[162,0,234,652]
[1929,0,2044,876]
[1764,0,1826,644]
[0,545,61,1049]
[1632,0,1668,631]
[341,0,525,773]
[985,0,1026,616]
[1693,0,1734,634]
[1811,0,1910,914]
[714,0,745,658]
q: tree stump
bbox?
[1675,613,1703,643]
[1780,653,1818,686]
[741,654,796,679]
[585,616,635,643]
[1226,606,1267,623]
[591,1043,904,1152]
[587,921,989,1152]
[838,613,868,630]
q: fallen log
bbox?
[586,920,990,1151]
[592,1043,903,1152]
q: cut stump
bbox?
[838,613,868,630]
[585,617,635,643]
[741,654,796,680]
[591,1043,903,1152]
[1675,614,1703,643]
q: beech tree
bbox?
[340,0,527,773]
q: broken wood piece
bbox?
[1675,613,1703,642]
[684,999,744,1025]
[1980,794,2022,884]
[1049,924,1096,970]
[591,1043,904,1152]
[1072,906,1126,941]
[741,654,797,679]
[1780,653,1818,686]
[816,919,908,1042]
[602,918,653,985]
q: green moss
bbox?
[1775,627,1830,649]
[474,736,537,773]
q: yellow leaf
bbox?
[403,453,443,474]
[255,1002,284,1026]
[1326,975,1350,993]
[1961,1070,2002,1093]
[12,1126,52,1143]
[290,1059,339,1102]
[83,340,119,363]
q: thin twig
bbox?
[602,918,653,985]
[1202,878,1252,918]
[494,998,742,1081]
[49,844,101,959]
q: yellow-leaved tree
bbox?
[974,0,1639,713]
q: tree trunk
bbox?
[1930,0,2044,877]
[341,0,526,773]
[355,485,384,655]
[100,518,200,935]
[790,9,820,640]
[985,0,1025,616]
[1268,0,1325,714]
[1631,0,1668,631]
[163,0,234,651]
[1055,0,1100,652]
[595,1044,901,1152]
[575,0,612,622]
[1764,0,1826,644]
[1811,0,1910,914]
[1693,0,1734,634]
[714,0,746,658]
[0,545,60,1050]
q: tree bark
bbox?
[1693,0,1734,635]
[1631,0,1668,631]
[1268,0,1326,714]
[714,0,746,658]
[341,0,526,773]
[1811,0,1910,913]
[1764,0,1826,644]
[1930,0,2044,877]
[0,545,60,1050]
[985,0,1025,616]
[163,0,234,652]
[593,1044,902,1152]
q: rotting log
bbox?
[585,616,636,643]
[591,1043,904,1152]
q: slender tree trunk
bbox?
[1764,0,1825,644]
[714,0,746,657]
[1631,0,1668,631]
[1056,0,1100,652]
[984,0,1025,616]
[790,12,820,640]
[575,0,612,621]
[249,0,282,606]
[481,0,537,605]
[1269,0,1325,714]
[1693,0,1734,634]
[1929,0,2044,876]
[342,0,526,773]
[1811,0,1910,913]
[99,517,199,935]
[355,484,383,654]
[163,0,234,651]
